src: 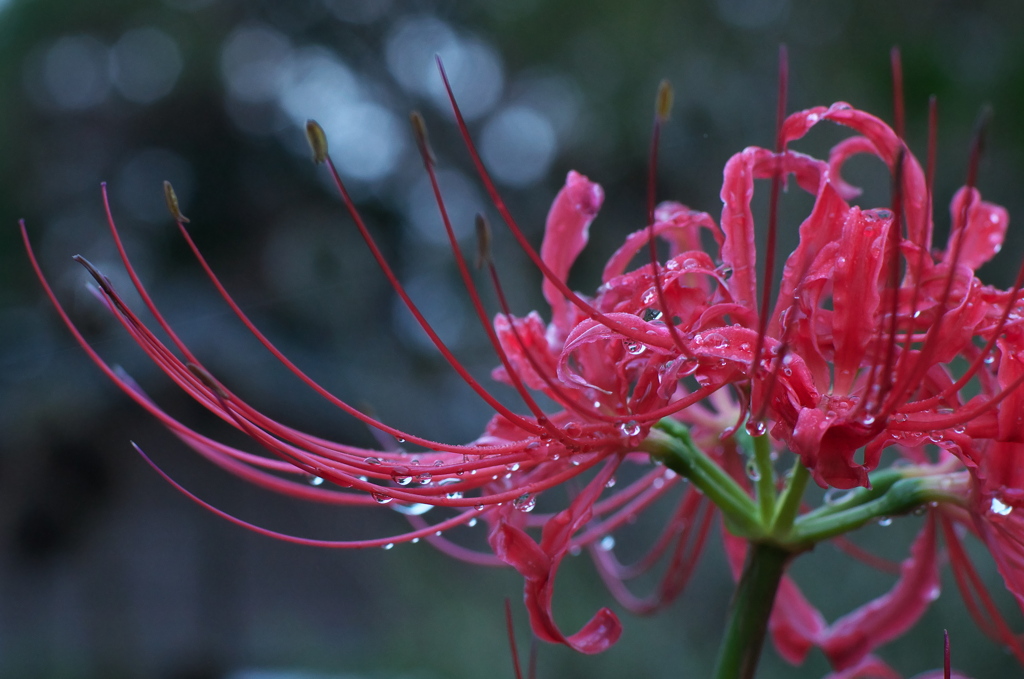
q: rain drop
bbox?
[745,420,767,437]
[391,466,412,485]
[391,502,433,516]
[619,420,641,438]
[702,332,728,349]
[513,493,536,512]
[991,497,1013,516]
[623,339,647,355]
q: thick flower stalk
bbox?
[21,56,1024,678]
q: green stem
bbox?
[645,421,761,537]
[752,433,776,522]
[791,473,969,546]
[770,460,810,536]
[712,542,790,679]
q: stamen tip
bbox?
[655,79,673,122]
[163,180,190,224]
[410,111,436,164]
[305,119,329,164]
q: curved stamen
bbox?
[409,112,572,444]
[310,124,545,437]
[435,57,666,349]
[645,79,691,357]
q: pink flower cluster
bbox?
[23,92,1024,674]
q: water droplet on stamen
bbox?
[745,460,761,482]
[372,491,392,505]
[467,518,478,527]
[392,502,433,516]
[307,475,325,486]
[382,542,394,550]
[745,420,767,437]
[513,493,536,512]
[364,457,382,465]
[599,535,616,551]
[877,516,893,527]
[619,420,641,438]
[605,476,617,489]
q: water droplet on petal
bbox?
[991,497,1013,516]
[702,332,728,349]
[623,339,647,355]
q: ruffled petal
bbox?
[489,461,623,654]
[541,171,604,339]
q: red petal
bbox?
[821,517,939,670]
[946,186,1010,270]
[541,171,604,339]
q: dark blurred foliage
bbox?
[2,0,1024,677]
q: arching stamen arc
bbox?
[408,113,573,444]
[320,153,546,437]
[749,44,789,423]
[132,441,483,548]
[645,79,690,356]
[435,57,665,349]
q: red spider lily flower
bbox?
[21,90,737,653]
[21,50,1024,671]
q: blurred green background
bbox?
[2,0,1024,677]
